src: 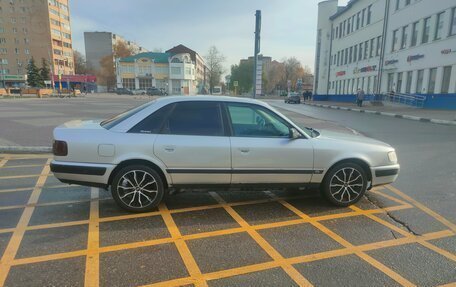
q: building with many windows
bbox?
[314,0,456,108]
[0,0,74,87]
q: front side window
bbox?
[163,102,224,136]
[227,104,290,138]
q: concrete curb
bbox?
[0,146,52,154]
[304,103,456,126]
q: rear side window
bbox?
[129,104,173,134]
[162,101,224,136]
[101,101,155,130]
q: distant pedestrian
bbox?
[83,86,87,95]
[356,88,365,107]
[302,91,306,102]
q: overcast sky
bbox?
[70,0,350,73]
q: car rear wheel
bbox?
[321,162,367,207]
[111,165,164,212]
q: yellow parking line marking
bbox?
[26,220,89,231]
[98,237,174,254]
[0,159,50,286]
[209,192,313,287]
[140,277,198,287]
[12,250,87,266]
[438,282,456,287]
[274,196,416,287]
[0,164,44,169]
[0,205,25,211]
[204,261,280,281]
[386,184,456,233]
[0,157,9,168]
[159,203,208,287]
[85,187,100,287]
[417,240,456,262]
[0,187,35,193]
[370,188,412,206]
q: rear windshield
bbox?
[101,101,155,130]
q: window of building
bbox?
[359,42,363,61]
[351,15,355,32]
[428,68,437,94]
[392,29,399,51]
[416,69,424,93]
[122,78,135,89]
[345,48,348,65]
[441,66,452,94]
[395,0,400,11]
[0,59,7,65]
[361,8,365,27]
[171,67,181,75]
[411,21,419,46]
[396,72,403,93]
[0,48,7,54]
[139,78,153,89]
[347,18,351,34]
[405,0,410,5]
[341,50,344,65]
[422,17,431,43]
[14,48,19,54]
[11,18,16,24]
[335,27,339,39]
[356,12,360,30]
[339,22,343,37]
[349,46,353,63]
[387,73,394,92]
[401,25,408,49]
[12,28,17,33]
[24,48,29,55]
[376,36,382,56]
[367,5,372,25]
[434,11,445,40]
[353,45,358,62]
[369,38,375,58]
[450,7,456,36]
[343,20,346,37]
[337,51,340,66]
[405,71,412,94]
[364,40,369,59]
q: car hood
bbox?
[317,129,392,148]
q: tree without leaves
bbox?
[27,57,44,88]
[205,46,225,93]
[98,42,135,89]
[73,50,89,74]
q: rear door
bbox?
[154,101,231,184]
[226,103,314,184]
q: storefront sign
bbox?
[353,65,377,74]
[406,54,424,62]
[0,74,26,81]
[336,71,346,77]
[385,59,398,65]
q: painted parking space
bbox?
[0,154,455,287]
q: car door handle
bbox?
[164,145,175,152]
[239,148,250,153]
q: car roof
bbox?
[154,95,269,106]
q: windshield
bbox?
[100,101,155,129]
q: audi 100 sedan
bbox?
[51,96,399,212]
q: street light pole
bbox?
[252,10,261,99]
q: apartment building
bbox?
[314,0,456,107]
[0,0,74,87]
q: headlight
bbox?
[388,151,397,163]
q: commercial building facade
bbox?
[0,0,74,87]
[116,51,197,95]
[314,0,456,108]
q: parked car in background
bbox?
[51,96,400,213]
[284,92,301,104]
[115,88,134,95]
[146,87,168,96]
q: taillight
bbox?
[53,140,68,156]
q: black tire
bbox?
[111,165,165,212]
[320,162,367,207]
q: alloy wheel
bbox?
[329,167,364,203]
[117,170,158,208]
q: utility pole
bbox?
[252,10,261,99]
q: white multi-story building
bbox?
[314,0,456,108]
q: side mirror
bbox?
[290,128,301,139]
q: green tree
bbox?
[27,57,44,88]
[40,58,50,81]
[229,59,253,94]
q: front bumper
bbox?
[370,164,400,187]
[50,160,116,187]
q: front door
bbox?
[226,103,314,184]
[154,101,231,184]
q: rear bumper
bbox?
[50,160,115,187]
[370,164,400,186]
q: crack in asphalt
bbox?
[363,193,421,236]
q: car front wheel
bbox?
[321,162,367,207]
[111,165,165,212]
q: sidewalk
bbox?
[304,100,456,125]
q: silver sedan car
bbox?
[51,96,399,212]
